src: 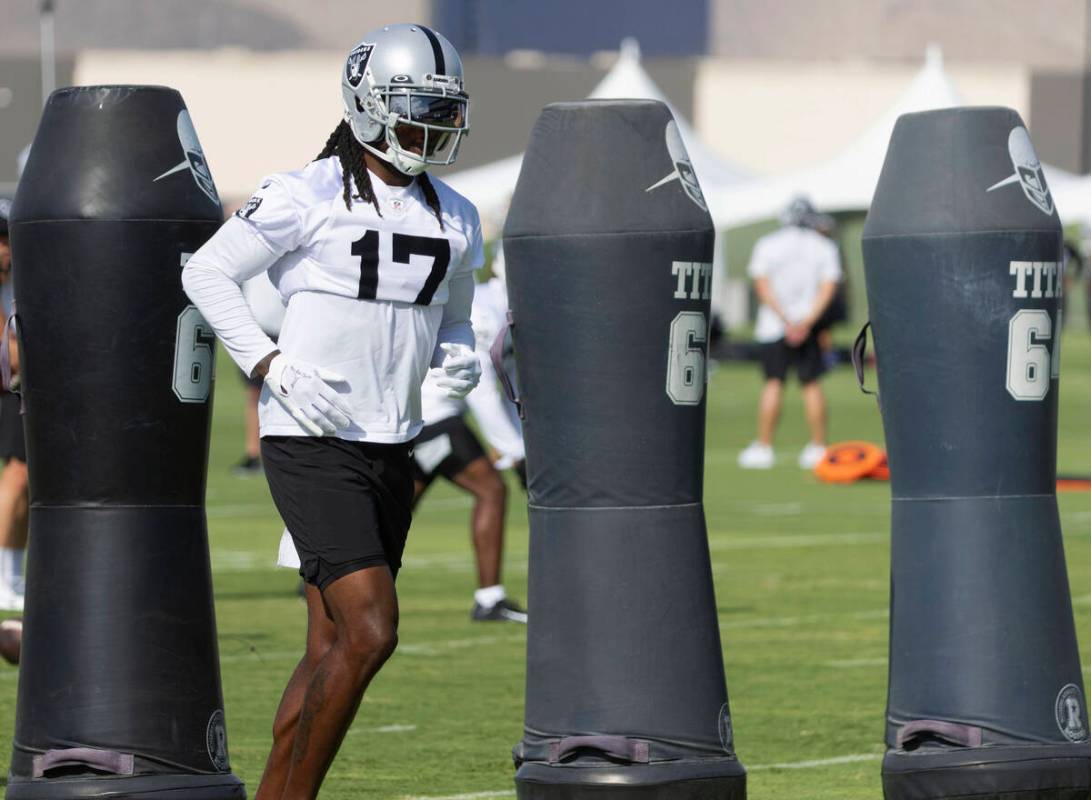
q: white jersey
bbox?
[747,225,841,343]
[420,277,525,463]
[182,155,483,443]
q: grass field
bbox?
[1,330,1091,799]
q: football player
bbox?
[276,267,527,619]
[182,24,480,799]
[412,263,527,622]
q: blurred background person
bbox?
[413,255,526,623]
[803,210,849,367]
[0,198,26,610]
[738,195,842,470]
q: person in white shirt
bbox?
[182,24,480,799]
[412,269,527,622]
[738,196,842,470]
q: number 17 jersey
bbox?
[242,155,482,307]
[238,155,484,442]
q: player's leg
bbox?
[279,565,399,798]
[450,456,506,589]
[0,391,28,607]
[253,582,335,800]
[796,333,830,469]
[739,340,787,469]
[430,417,525,621]
[259,435,413,797]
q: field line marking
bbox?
[825,657,887,668]
[708,532,885,550]
[749,752,882,770]
[720,607,887,630]
[400,792,514,800]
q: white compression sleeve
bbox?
[182,217,284,377]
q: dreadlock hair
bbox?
[316,120,444,231]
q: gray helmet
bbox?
[341,23,469,176]
[780,194,816,227]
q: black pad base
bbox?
[5,772,245,799]
[882,744,1091,799]
[516,761,746,800]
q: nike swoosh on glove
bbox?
[265,354,353,436]
[429,342,481,399]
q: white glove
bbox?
[265,354,353,436]
[429,342,481,399]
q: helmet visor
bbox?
[386,93,466,130]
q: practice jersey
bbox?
[747,225,841,343]
[183,155,483,442]
[420,277,525,464]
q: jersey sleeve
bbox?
[234,174,308,255]
[818,238,843,282]
[747,237,772,279]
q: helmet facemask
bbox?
[353,82,469,176]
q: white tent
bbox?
[444,38,750,231]
[709,45,1087,229]
[1048,168,1091,229]
[708,45,970,228]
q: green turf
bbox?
[1,330,1091,799]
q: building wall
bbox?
[708,0,1090,70]
[72,49,698,200]
[434,0,709,57]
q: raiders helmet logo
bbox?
[346,43,375,88]
[645,120,707,211]
[153,110,219,207]
[986,126,1054,216]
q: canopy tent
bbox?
[444,38,751,231]
[709,45,1086,229]
[708,45,969,228]
[1048,168,1091,229]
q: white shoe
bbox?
[738,442,775,469]
[0,586,24,612]
[798,442,827,470]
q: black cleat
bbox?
[472,598,527,624]
[232,455,262,476]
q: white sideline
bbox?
[400,753,883,799]
[748,752,882,770]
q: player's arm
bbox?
[181,217,281,378]
[799,279,838,331]
[182,211,351,435]
[428,271,480,398]
[752,276,791,326]
[797,240,844,332]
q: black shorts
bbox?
[759,334,827,384]
[261,436,414,590]
[0,393,25,463]
[411,415,486,487]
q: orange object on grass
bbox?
[869,455,890,481]
[814,441,886,483]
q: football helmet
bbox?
[781,195,816,228]
[341,24,469,176]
